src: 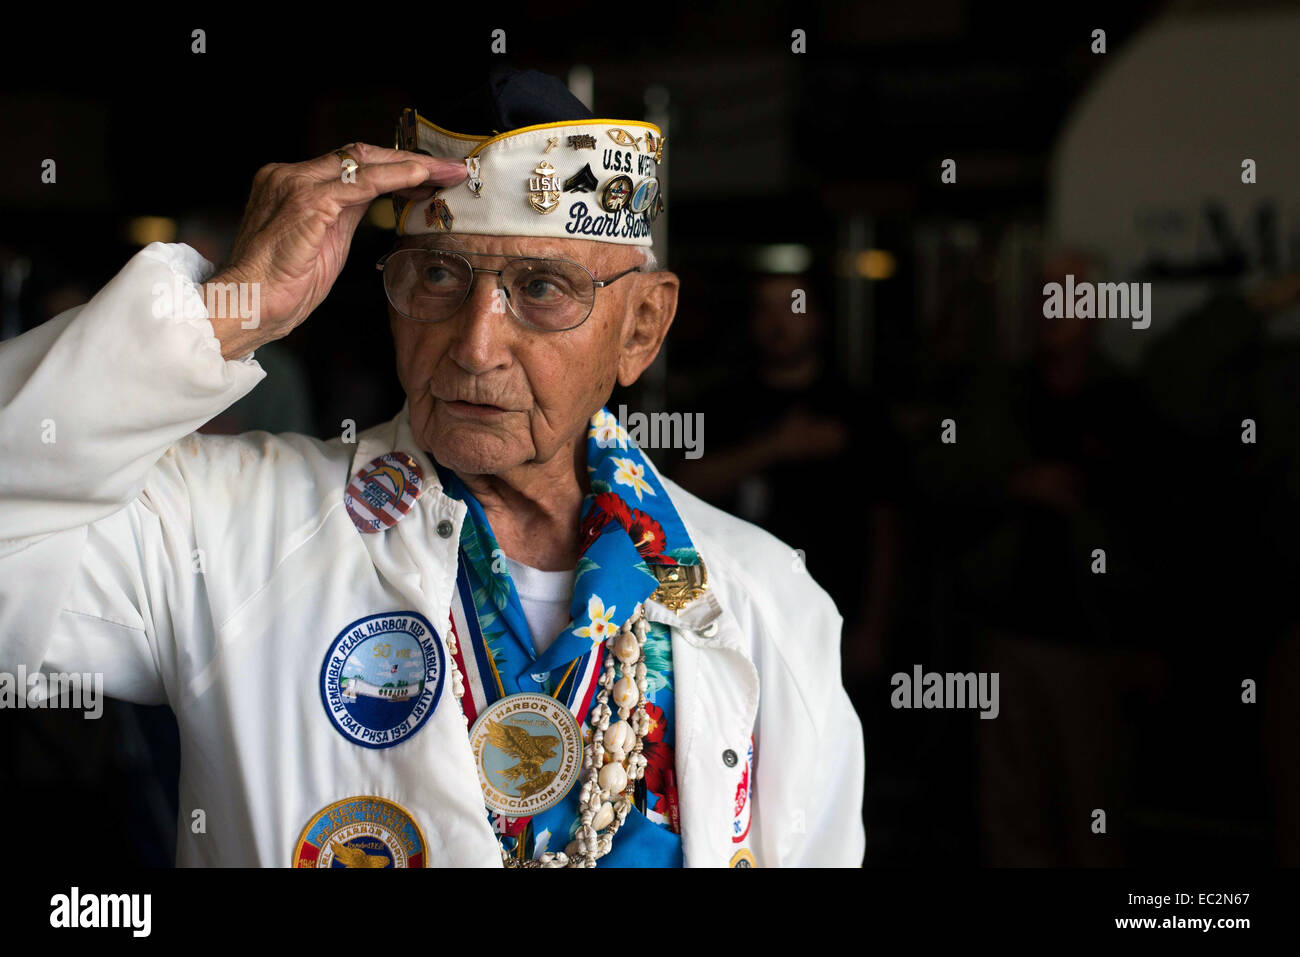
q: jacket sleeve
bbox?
[785,598,867,867]
[793,678,867,866]
[0,243,265,702]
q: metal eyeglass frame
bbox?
[375,247,642,332]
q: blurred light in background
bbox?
[753,243,813,274]
[842,248,898,280]
[126,216,177,246]
[367,200,397,230]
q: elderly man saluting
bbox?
[0,69,864,867]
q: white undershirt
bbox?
[504,556,576,657]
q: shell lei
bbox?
[443,606,652,868]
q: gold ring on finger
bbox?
[335,149,359,176]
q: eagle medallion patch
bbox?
[468,693,584,817]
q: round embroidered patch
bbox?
[468,693,584,817]
[321,611,445,749]
[344,452,423,533]
[293,796,426,868]
[729,848,756,868]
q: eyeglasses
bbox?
[375,247,642,332]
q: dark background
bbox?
[2,0,1298,867]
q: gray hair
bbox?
[638,246,659,272]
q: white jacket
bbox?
[0,243,865,867]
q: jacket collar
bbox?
[345,403,727,630]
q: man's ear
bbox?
[616,271,679,387]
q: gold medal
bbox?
[469,693,584,816]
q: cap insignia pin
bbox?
[600,174,634,212]
[629,177,659,214]
[424,192,454,231]
[563,163,599,193]
[465,156,483,198]
[606,128,643,151]
[649,191,665,222]
[528,161,561,214]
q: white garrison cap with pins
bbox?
[394,108,665,247]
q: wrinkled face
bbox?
[388,233,651,476]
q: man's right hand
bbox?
[204,143,467,359]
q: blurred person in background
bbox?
[1141,269,1300,865]
[673,271,905,688]
[916,249,1163,866]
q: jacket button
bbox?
[699,621,719,638]
[722,748,738,767]
[436,520,454,538]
